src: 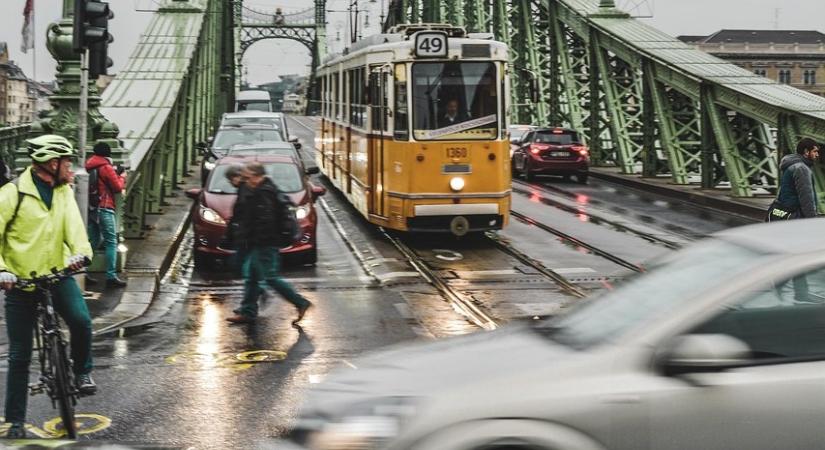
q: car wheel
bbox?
[522,160,534,181]
[302,247,318,265]
[193,251,213,270]
[576,173,589,184]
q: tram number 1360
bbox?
[447,147,468,159]
[415,32,448,58]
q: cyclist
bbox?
[1,135,95,439]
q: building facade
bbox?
[679,30,825,97]
[3,62,33,125]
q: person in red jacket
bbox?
[85,142,127,287]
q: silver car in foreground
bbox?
[281,219,825,450]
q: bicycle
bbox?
[14,261,91,439]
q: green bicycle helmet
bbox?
[26,134,76,162]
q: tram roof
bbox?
[319,31,508,69]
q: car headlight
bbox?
[293,205,310,220]
[449,176,465,192]
[299,398,417,450]
[200,206,225,225]
[204,160,216,171]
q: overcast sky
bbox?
[0,0,822,85]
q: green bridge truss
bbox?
[4,0,825,240]
[385,0,825,204]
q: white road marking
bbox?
[341,360,358,370]
[551,267,597,274]
[452,269,521,277]
[394,302,414,319]
[375,271,422,282]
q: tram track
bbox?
[383,230,500,331]
[511,179,685,250]
[508,209,645,274]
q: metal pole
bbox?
[76,48,89,227]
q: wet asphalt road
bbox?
[0,116,756,448]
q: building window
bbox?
[754,69,767,77]
[804,70,817,86]
[779,69,792,84]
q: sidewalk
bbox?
[590,167,771,221]
[0,172,196,349]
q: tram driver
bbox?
[439,98,470,128]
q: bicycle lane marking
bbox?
[1,413,112,439]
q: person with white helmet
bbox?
[1,134,95,439]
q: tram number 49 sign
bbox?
[415,32,448,58]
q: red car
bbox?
[511,127,589,184]
[186,155,326,267]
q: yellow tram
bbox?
[316,24,511,235]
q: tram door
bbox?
[369,68,390,218]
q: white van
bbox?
[235,90,272,112]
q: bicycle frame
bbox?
[30,288,78,408]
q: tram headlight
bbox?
[449,177,465,192]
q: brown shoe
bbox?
[226,315,255,324]
[293,301,312,324]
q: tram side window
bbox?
[394,64,409,140]
[333,75,340,121]
[349,68,366,128]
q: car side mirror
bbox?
[185,187,202,200]
[311,184,326,198]
[511,138,522,146]
[661,334,751,377]
[289,135,302,150]
[306,166,320,175]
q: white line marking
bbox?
[342,360,358,370]
[375,271,423,281]
[394,302,414,319]
[551,267,597,274]
[452,269,521,277]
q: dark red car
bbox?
[511,127,589,184]
[186,154,326,267]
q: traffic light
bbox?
[72,0,114,79]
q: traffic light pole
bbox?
[76,48,90,228]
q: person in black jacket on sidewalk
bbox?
[226,161,311,325]
[775,137,820,219]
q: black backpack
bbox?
[275,191,302,247]
[88,168,100,208]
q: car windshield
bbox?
[535,131,578,145]
[535,239,769,350]
[213,129,283,150]
[412,62,499,141]
[509,127,532,141]
[238,102,270,112]
[228,147,297,158]
[222,117,282,129]
[208,163,304,194]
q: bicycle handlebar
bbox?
[15,257,92,289]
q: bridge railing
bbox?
[0,124,31,166]
[100,0,231,238]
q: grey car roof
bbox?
[222,111,284,118]
[714,218,825,255]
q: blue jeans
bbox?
[239,246,309,318]
[88,208,118,280]
[4,277,93,423]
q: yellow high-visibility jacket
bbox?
[0,167,93,278]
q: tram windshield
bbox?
[411,62,499,141]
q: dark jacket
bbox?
[85,155,125,210]
[777,153,818,218]
[233,177,284,248]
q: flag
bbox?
[21,0,34,54]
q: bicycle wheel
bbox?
[49,337,77,439]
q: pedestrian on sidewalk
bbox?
[226,161,311,325]
[86,142,127,288]
[768,137,820,303]
[1,135,96,439]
